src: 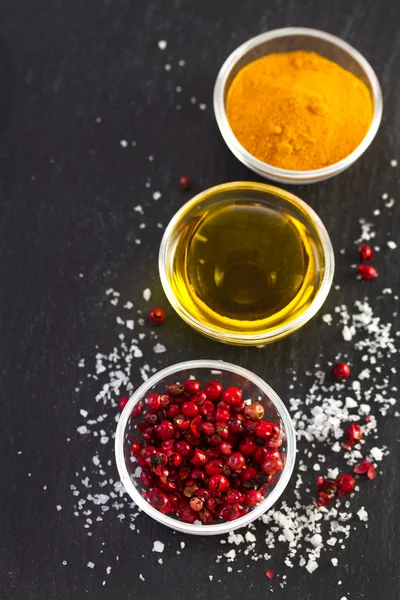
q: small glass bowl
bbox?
[115,360,296,536]
[214,27,382,184]
[159,181,334,346]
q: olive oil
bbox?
[170,199,321,337]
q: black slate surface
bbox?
[0,1,399,599]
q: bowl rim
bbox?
[115,359,296,536]
[158,181,335,345]
[213,26,383,183]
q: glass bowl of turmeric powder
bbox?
[214,27,382,184]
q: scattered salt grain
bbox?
[306,559,318,573]
[153,344,166,354]
[56,505,62,511]
[153,191,162,201]
[77,425,88,435]
[87,562,95,569]
[120,140,128,148]
[370,447,384,461]
[310,534,322,547]
[322,314,332,324]
[143,288,151,301]
[331,558,338,566]
[199,103,207,110]
[357,507,368,522]
[390,159,398,167]
[387,241,397,249]
[358,369,370,380]
[158,40,167,50]
[327,537,337,546]
[139,574,145,581]
[152,541,165,553]
[126,320,134,330]
[342,325,353,341]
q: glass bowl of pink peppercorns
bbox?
[115,360,296,536]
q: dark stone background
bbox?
[0,1,399,598]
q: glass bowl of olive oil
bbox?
[159,182,334,345]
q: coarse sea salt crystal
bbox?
[153,344,166,354]
[327,467,339,480]
[358,369,370,380]
[77,425,88,435]
[143,288,151,301]
[327,537,337,546]
[225,549,236,561]
[306,560,318,573]
[342,325,353,341]
[152,541,164,553]
[345,397,358,409]
[370,447,384,461]
[357,507,368,521]
[310,534,322,547]
[87,562,95,569]
[331,558,338,566]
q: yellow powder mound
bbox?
[226,51,373,170]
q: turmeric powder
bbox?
[226,51,373,170]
